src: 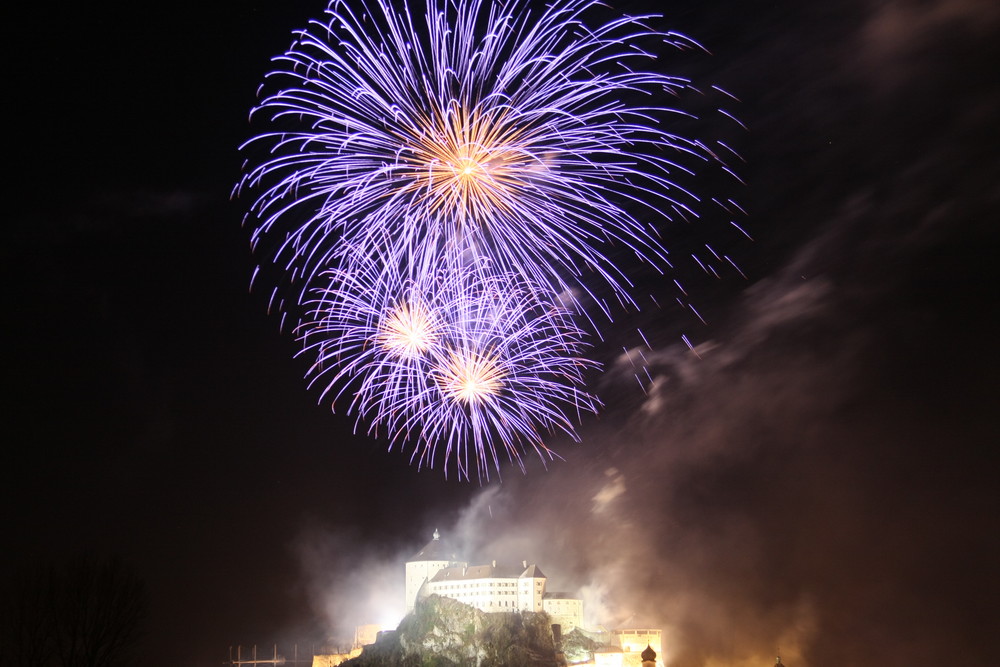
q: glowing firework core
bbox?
[437,349,505,404]
[377,302,437,359]
[408,109,529,218]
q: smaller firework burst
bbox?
[376,300,439,361]
[435,348,505,405]
[300,249,599,481]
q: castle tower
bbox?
[518,562,547,612]
[404,529,465,612]
[641,643,656,667]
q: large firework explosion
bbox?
[238,0,737,311]
[237,0,742,479]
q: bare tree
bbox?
[1,565,56,667]
[1,556,148,667]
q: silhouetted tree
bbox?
[1,556,148,667]
[1,565,56,667]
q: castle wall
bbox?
[542,597,583,631]
[405,559,456,612]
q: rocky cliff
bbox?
[342,595,560,667]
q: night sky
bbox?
[4,1,998,666]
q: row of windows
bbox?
[454,597,536,609]
[429,589,540,602]
[435,580,540,590]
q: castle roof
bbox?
[542,592,580,600]
[520,564,546,579]
[431,564,499,581]
[408,529,460,562]
[428,561,547,582]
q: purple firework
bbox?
[300,248,599,481]
[237,0,736,319]
[237,0,745,478]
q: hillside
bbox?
[342,595,561,667]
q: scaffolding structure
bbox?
[227,644,313,667]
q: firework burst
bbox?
[238,0,734,317]
[238,0,744,478]
[300,250,599,481]
[376,300,438,360]
[435,349,505,406]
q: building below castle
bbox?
[613,628,662,656]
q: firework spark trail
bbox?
[300,248,599,481]
[298,242,445,423]
[238,0,738,319]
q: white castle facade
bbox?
[404,529,584,631]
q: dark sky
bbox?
[4,1,998,666]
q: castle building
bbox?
[613,627,662,655]
[405,530,582,622]
[424,560,547,612]
[403,530,663,664]
[611,627,664,667]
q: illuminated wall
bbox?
[542,594,583,631]
[405,558,463,612]
[404,530,466,612]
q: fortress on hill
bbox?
[406,529,583,632]
[306,529,665,666]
